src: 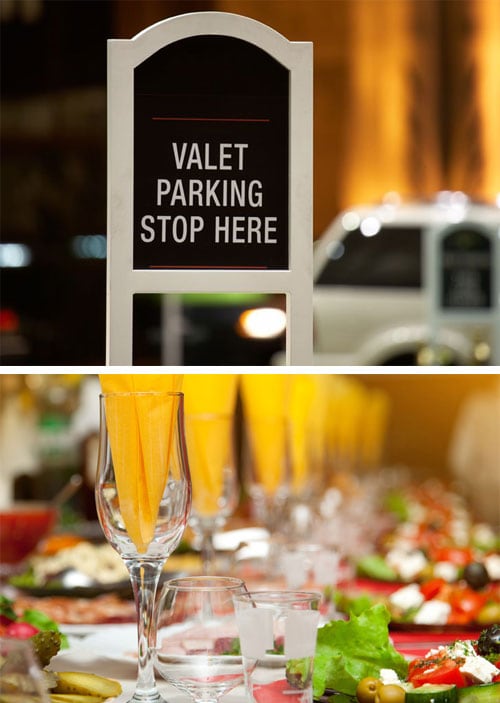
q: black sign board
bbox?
[134,35,289,271]
[440,225,493,310]
[107,12,313,365]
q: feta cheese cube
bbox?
[413,599,451,625]
[389,584,425,611]
[433,561,459,582]
[484,554,500,581]
[460,655,500,684]
[380,669,401,685]
[386,549,428,581]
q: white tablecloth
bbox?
[51,625,248,703]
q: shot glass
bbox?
[280,542,340,589]
[279,542,340,622]
[233,590,321,703]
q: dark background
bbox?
[1,0,499,365]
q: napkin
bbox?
[98,374,183,553]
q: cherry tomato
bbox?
[408,657,467,688]
[447,610,471,626]
[450,587,486,616]
[5,621,39,639]
[408,656,436,678]
[420,578,446,600]
[431,547,474,566]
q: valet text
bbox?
[139,141,279,245]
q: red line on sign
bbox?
[149,265,270,270]
[151,117,270,123]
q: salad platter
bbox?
[331,575,499,631]
[311,606,499,703]
[355,482,499,588]
[327,481,500,634]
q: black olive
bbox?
[477,624,500,657]
[463,561,490,590]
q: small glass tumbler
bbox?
[279,542,340,622]
[0,638,49,702]
[233,590,321,703]
[280,543,340,590]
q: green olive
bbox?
[356,676,382,703]
[375,683,406,703]
[476,602,500,625]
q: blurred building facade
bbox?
[1,0,499,364]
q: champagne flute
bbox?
[240,375,290,535]
[155,575,247,703]
[186,412,239,574]
[241,413,289,533]
[95,391,191,703]
[283,374,330,541]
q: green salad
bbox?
[313,603,409,700]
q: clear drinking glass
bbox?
[233,590,321,703]
[155,575,247,703]
[0,638,49,702]
[186,412,239,574]
[95,391,191,703]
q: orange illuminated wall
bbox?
[113,0,500,237]
[352,373,499,479]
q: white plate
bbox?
[52,624,138,679]
[75,624,137,660]
[61,622,136,638]
[213,527,269,551]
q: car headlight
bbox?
[236,307,287,339]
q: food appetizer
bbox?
[311,604,499,703]
[0,596,122,702]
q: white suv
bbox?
[312,194,500,365]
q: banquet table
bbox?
[5,525,493,703]
[49,615,483,703]
[52,623,248,703]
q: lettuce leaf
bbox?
[313,603,408,698]
[356,555,399,581]
[0,594,17,622]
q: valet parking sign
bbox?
[135,62,288,270]
[107,13,313,364]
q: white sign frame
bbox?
[107,12,313,365]
[425,220,500,364]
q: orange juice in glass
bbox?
[240,374,289,532]
[183,374,239,574]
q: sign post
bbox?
[107,12,313,365]
[425,220,500,364]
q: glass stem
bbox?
[200,530,215,575]
[125,558,165,703]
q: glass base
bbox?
[126,690,171,703]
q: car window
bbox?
[315,225,422,288]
